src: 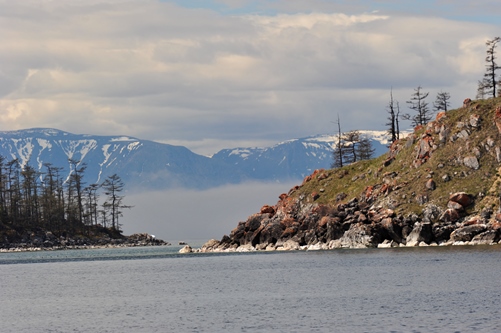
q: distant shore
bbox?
[0,233,170,253]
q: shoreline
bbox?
[0,232,171,253]
[0,242,171,253]
[180,237,501,253]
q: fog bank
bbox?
[120,181,299,243]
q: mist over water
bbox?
[121,181,299,242]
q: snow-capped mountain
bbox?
[211,130,392,180]
[0,128,393,190]
[0,128,247,190]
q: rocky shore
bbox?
[180,191,501,253]
[1,231,170,253]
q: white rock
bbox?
[178,245,192,254]
[236,244,255,252]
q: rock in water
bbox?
[179,245,193,253]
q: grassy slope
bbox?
[292,97,501,219]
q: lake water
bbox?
[1,244,500,333]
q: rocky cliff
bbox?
[192,97,501,252]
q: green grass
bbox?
[289,97,501,220]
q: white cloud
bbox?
[0,0,499,155]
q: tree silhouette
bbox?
[481,37,501,98]
[404,86,431,127]
[433,91,451,112]
[386,89,400,143]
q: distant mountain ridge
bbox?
[0,128,393,190]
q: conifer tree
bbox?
[481,37,501,98]
[433,91,451,112]
[404,86,431,127]
[356,136,375,160]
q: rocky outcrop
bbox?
[0,228,170,252]
[191,99,501,253]
[192,183,501,253]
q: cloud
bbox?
[0,0,500,155]
[121,181,298,242]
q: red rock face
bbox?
[302,175,312,184]
[364,186,374,199]
[279,193,288,201]
[260,205,275,215]
[414,125,424,132]
[449,192,473,208]
[436,112,447,122]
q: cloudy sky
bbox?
[2,0,501,156]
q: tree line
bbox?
[332,36,501,167]
[0,156,130,235]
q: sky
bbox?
[2,0,501,157]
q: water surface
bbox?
[1,245,500,332]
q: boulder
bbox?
[179,245,193,254]
[425,179,436,191]
[463,98,471,107]
[336,223,380,248]
[463,156,479,169]
[432,224,455,243]
[277,239,300,251]
[447,200,464,211]
[260,205,275,215]
[439,125,448,143]
[439,209,461,222]
[471,229,500,244]
[406,222,433,246]
[422,204,442,223]
[236,244,256,252]
[450,225,487,242]
[449,192,473,207]
[381,217,403,243]
[200,239,221,252]
[470,114,480,127]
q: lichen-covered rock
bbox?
[463,156,479,169]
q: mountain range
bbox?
[0,128,392,190]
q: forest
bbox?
[0,156,129,238]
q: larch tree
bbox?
[433,91,451,112]
[356,136,375,161]
[404,86,432,127]
[102,174,131,231]
[482,37,501,98]
[342,130,361,164]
